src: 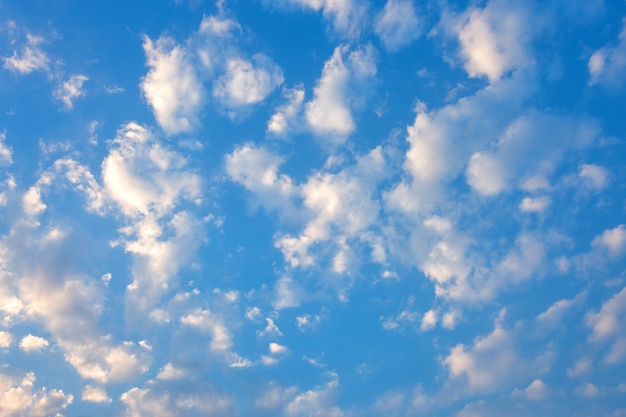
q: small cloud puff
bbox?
[213,54,283,109]
[19,334,49,353]
[2,33,49,74]
[375,0,421,52]
[54,74,89,110]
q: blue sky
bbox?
[0,0,625,416]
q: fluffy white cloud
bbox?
[579,163,609,189]
[141,35,204,135]
[589,18,626,86]
[386,72,532,214]
[305,44,377,142]
[466,111,600,197]
[285,375,345,417]
[592,225,626,257]
[269,0,366,37]
[0,132,13,166]
[225,144,297,217]
[181,308,233,352]
[0,371,73,417]
[275,146,388,275]
[374,0,421,51]
[54,74,88,109]
[519,196,551,213]
[0,331,12,348]
[121,380,235,417]
[19,334,49,353]
[443,0,533,82]
[420,309,438,331]
[22,186,47,216]
[443,310,553,396]
[213,54,283,108]
[102,122,200,217]
[269,342,288,354]
[82,385,112,403]
[586,286,626,364]
[267,85,305,135]
[2,33,49,74]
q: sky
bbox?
[0,0,625,416]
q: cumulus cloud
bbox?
[267,85,305,135]
[213,54,283,108]
[442,310,553,397]
[592,225,626,258]
[305,43,377,143]
[54,74,89,109]
[121,379,235,417]
[2,33,49,74]
[465,111,600,197]
[442,0,533,82]
[268,0,367,37]
[19,334,49,353]
[589,18,626,86]
[82,385,111,403]
[0,371,73,417]
[586,286,626,364]
[284,375,345,417]
[374,0,421,51]
[0,331,12,348]
[578,163,609,189]
[141,35,204,135]
[225,143,298,217]
[519,196,551,213]
[0,132,13,166]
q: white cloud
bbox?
[269,342,288,354]
[586,286,626,364]
[82,385,111,403]
[54,74,88,109]
[141,35,204,135]
[374,0,421,51]
[0,331,12,348]
[121,380,235,417]
[213,54,283,108]
[521,379,548,400]
[181,308,233,352]
[579,163,609,189]
[0,132,13,165]
[443,0,533,82]
[22,186,47,216]
[466,151,507,195]
[276,146,388,272]
[536,292,586,330]
[225,144,297,217]
[269,0,366,37]
[267,85,305,135]
[592,225,626,257]
[443,310,553,396]
[305,44,377,143]
[102,122,200,217]
[420,309,438,331]
[285,376,345,417]
[18,334,49,353]
[258,317,283,337]
[272,276,302,310]
[386,71,533,214]
[465,111,600,197]
[519,196,551,213]
[2,33,49,74]
[156,363,187,380]
[574,383,601,399]
[589,18,626,86]
[0,371,73,417]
